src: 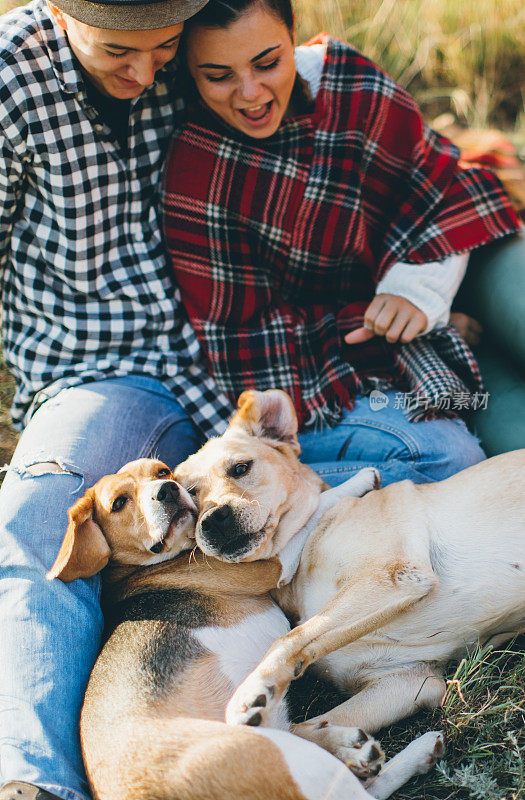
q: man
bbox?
[0,0,235,798]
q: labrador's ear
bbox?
[47,489,110,582]
[231,390,300,455]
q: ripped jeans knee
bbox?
[2,457,86,493]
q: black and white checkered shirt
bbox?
[0,0,233,436]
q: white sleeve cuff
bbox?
[294,43,326,99]
[376,253,470,334]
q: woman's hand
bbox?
[344,294,428,345]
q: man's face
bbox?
[48,4,184,98]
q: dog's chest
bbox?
[194,603,291,688]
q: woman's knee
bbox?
[418,419,486,480]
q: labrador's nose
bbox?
[200,505,234,547]
[203,505,232,529]
[155,481,180,504]
[199,505,253,558]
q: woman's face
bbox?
[186,3,296,138]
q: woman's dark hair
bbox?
[185,0,295,36]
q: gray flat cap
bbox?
[54,0,209,30]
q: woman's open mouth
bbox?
[237,101,273,126]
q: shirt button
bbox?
[134,229,144,241]
[94,123,104,133]
[75,91,82,101]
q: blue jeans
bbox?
[0,382,485,799]
[0,376,203,799]
[298,392,486,486]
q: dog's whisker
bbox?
[247,495,262,513]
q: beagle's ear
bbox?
[232,390,300,455]
[47,489,110,582]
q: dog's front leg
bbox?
[225,566,437,727]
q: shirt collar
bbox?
[37,0,83,94]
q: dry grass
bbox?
[294,0,525,147]
[290,639,525,800]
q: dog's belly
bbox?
[295,554,525,689]
[314,600,525,691]
[194,603,291,729]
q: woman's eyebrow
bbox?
[197,44,281,69]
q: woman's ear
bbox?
[47,489,111,582]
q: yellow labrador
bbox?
[174,390,525,734]
[48,458,444,800]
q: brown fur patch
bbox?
[104,551,284,624]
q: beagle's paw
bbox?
[225,673,279,727]
[321,724,385,779]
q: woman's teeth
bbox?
[240,102,271,121]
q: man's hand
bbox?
[344,294,428,345]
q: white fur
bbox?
[195,605,291,730]
[253,728,372,799]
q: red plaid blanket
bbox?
[164,37,520,428]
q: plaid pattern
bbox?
[0,0,233,436]
[164,37,520,428]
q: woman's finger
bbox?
[370,301,399,336]
[344,326,376,344]
[363,295,388,328]
[400,315,426,343]
[384,311,411,343]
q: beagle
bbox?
[48,458,444,800]
[174,390,525,735]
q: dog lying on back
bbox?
[174,389,525,735]
[48,458,445,800]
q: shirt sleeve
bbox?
[294,43,326,98]
[0,132,24,273]
[375,252,469,333]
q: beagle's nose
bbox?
[155,481,180,504]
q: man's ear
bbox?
[47,489,110,583]
[46,1,68,31]
[231,390,300,455]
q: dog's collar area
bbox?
[277,469,379,586]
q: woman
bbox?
[164,0,520,486]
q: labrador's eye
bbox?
[231,461,252,478]
[111,495,128,513]
[157,467,171,478]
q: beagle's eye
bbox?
[231,461,252,478]
[157,467,171,478]
[186,485,198,496]
[111,495,128,513]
